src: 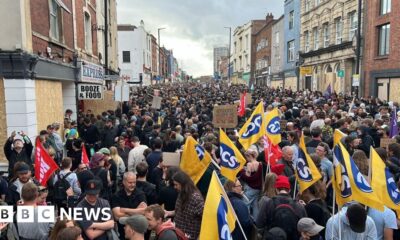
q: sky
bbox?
[117,0,283,77]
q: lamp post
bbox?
[224,27,231,83]
[158,28,166,83]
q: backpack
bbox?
[53,172,73,203]
[266,197,300,240]
[158,226,188,240]
[308,201,331,226]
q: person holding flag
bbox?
[239,101,266,150]
[219,129,246,182]
[199,171,241,240]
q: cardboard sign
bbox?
[77,83,103,100]
[162,152,181,167]
[280,120,288,131]
[240,93,252,106]
[212,105,238,128]
[380,138,396,149]
[151,96,162,109]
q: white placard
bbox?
[77,84,103,100]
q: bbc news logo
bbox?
[0,206,112,222]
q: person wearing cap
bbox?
[98,147,117,194]
[75,179,115,240]
[101,119,118,148]
[119,215,148,240]
[5,162,37,206]
[256,175,306,239]
[111,172,147,239]
[89,152,111,194]
[325,202,377,240]
[297,218,324,240]
[4,130,33,179]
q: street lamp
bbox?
[158,28,166,83]
[224,27,232,83]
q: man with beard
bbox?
[4,131,33,179]
[5,162,37,206]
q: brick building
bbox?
[151,34,158,82]
[363,0,400,102]
[253,13,276,86]
[0,0,119,163]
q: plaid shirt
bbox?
[174,191,204,240]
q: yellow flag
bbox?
[180,136,212,184]
[219,129,247,182]
[265,108,282,145]
[199,171,237,240]
[295,133,322,193]
[371,147,400,216]
[333,129,347,147]
[239,101,266,150]
[332,143,383,211]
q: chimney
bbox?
[266,13,274,24]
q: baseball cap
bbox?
[85,179,102,195]
[15,163,30,174]
[347,203,367,233]
[98,148,110,155]
[119,215,148,234]
[297,217,324,235]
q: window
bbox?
[275,32,279,44]
[323,24,330,47]
[349,12,358,41]
[234,42,237,53]
[378,24,390,56]
[245,35,249,50]
[315,0,321,6]
[380,0,391,15]
[289,11,294,30]
[313,27,319,50]
[288,40,295,62]
[50,0,61,41]
[122,51,130,63]
[304,31,310,52]
[84,12,92,51]
[305,0,311,12]
[239,37,242,51]
[335,18,343,44]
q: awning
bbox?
[56,0,71,14]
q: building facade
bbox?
[150,34,158,83]
[213,46,229,78]
[363,0,400,102]
[283,0,301,90]
[271,15,285,88]
[253,14,276,86]
[118,21,152,86]
[299,0,360,93]
[232,20,265,85]
[0,0,118,155]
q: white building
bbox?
[118,21,152,86]
[232,22,252,85]
[213,46,228,76]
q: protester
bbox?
[56,226,83,240]
[297,218,324,240]
[127,136,149,173]
[4,131,33,179]
[119,215,148,240]
[144,204,181,240]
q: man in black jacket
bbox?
[5,162,37,207]
[3,131,33,179]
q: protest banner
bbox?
[213,105,238,128]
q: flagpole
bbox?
[331,186,336,240]
[293,180,297,200]
[213,171,248,240]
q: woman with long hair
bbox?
[167,170,204,240]
[109,146,126,189]
[49,219,78,240]
[158,166,179,212]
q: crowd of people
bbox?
[1,82,400,240]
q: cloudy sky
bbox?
[117,0,283,77]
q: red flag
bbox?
[238,91,246,117]
[263,136,282,167]
[34,137,59,186]
[81,143,90,165]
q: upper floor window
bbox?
[335,18,343,44]
[84,12,92,52]
[313,27,319,50]
[288,40,295,62]
[245,35,249,50]
[380,0,391,15]
[304,31,310,52]
[50,0,61,41]
[289,11,294,30]
[122,51,130,63]
[349,12,358,41]
[323,23,330,47]
[275,32,279,44]
[378,24,390,56]
[305,0,311,12]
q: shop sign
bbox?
[80,61,104,84]
[78,83,103,100]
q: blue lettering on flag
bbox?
[220,143,240,169]
[241,114,262,139]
